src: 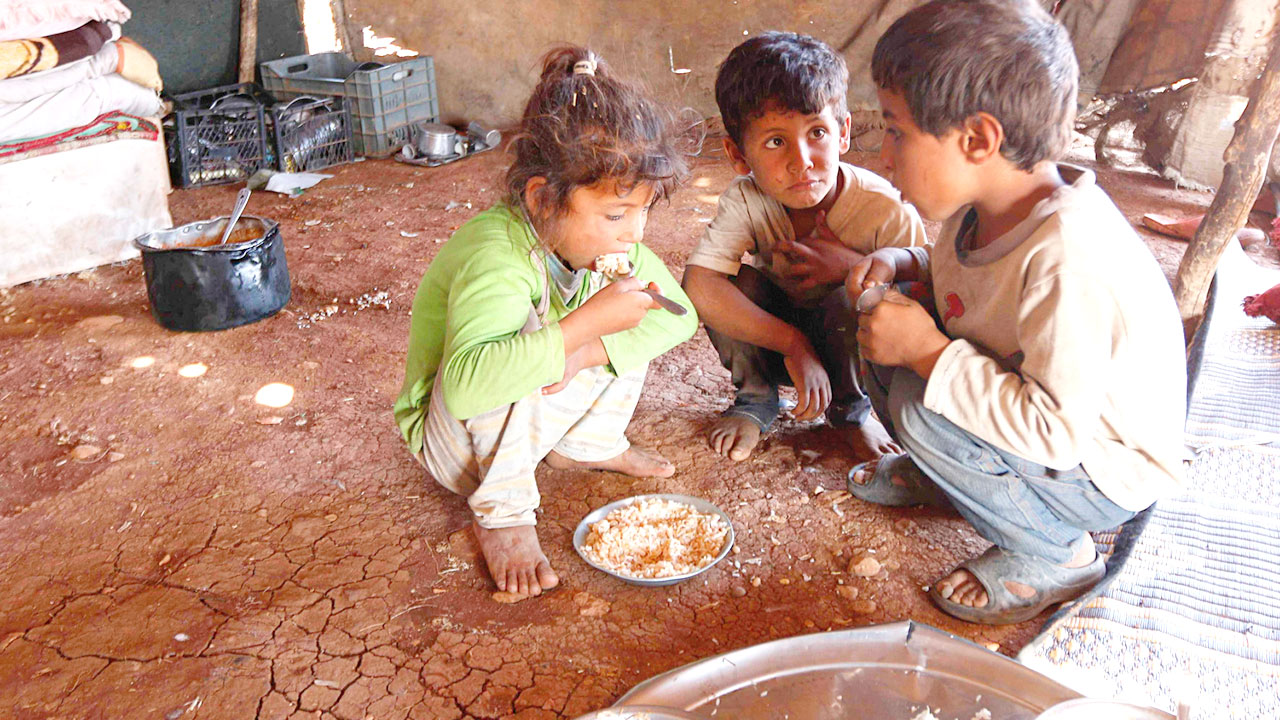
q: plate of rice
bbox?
[573,494,735,586]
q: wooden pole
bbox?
[329,0,359,57]
[1173,28,1280,343]
[239,0,259,84]
[295,0,307,51]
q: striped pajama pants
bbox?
[417,363,647,528]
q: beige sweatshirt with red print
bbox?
[904,165,1186,511]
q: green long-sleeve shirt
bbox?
[394,203,699,453]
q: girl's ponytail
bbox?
[504,45,698,234]
[535,46,609,85]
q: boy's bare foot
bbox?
[933,540,1097,609]
[847,415,901,461]
[848,455,912,488]
[472,522,559,597]
[708,414,762,462]
[544,446,675,478]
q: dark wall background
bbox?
[123,0,306,95]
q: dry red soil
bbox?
[2,144,1275,719]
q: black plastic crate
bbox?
[164,83,271,188]
[269,96,354,173]
[260,53,438,156]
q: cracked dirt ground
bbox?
[2,144,1274,719]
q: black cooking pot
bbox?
[133,215,290,332]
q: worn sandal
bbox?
[846,452,949,507]
[721,395,785,433]
[929,545,1106,625]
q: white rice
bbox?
[581,498,729,579]
[594,252,632,279]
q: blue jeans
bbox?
[865,362,1136,564]
[705,266,871,431]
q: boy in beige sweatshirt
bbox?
[683,32,927,464]
[848,0,1187,624]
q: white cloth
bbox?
[0,134,172,288]
[0,72,162,142]
[0,40,117,103]
[686,162,927,305]
[0,1,131,42]
[918,164,1187,512]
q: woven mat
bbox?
[1019,241,1280,718]
[1185,240,1280,450]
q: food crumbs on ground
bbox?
[580,498,729,579]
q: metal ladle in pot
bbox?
[216,188,252,246]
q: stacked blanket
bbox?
[0,1,162,144]
[0,0,171,289]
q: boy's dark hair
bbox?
[871,0,1078,171]
[715,32,849,148]
[505,45,692,223]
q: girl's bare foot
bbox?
[544,446,675,477]
[708,415,762,461]
[472,522,559,597]
[848,415,901,461]
[933,540,1097,609]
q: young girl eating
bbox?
[394,46,699,599]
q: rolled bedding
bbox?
[0,19,118,79]
[0,0,131,42]
[0,72,163,143]
[0,36,160,103]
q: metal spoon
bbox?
[216,188,252,246]
[594,254,689,316]
[642,286,689,316]
[855,282,891,313]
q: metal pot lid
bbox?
[618,621,1081,719]
[417,122,457,139]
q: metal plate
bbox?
[1035,698,1175,720]
[573,705,702,720]
[572,494,734,587]
[618,621,1082,718]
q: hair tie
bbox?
[573,59,597,76]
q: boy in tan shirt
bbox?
[683,32,927,462]
[848,0,1186,624]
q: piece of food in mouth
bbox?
[593,252,632,279]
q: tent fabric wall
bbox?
[1056,0,1145,103]
[1160,0,1278,188]
[1100,0,1231,94]
[123,0,305,96]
